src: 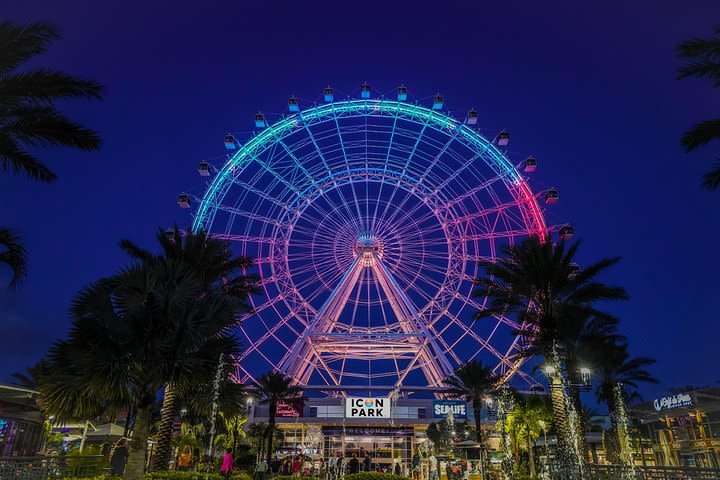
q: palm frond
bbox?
[0,70,102,102]
[681,119,720,152]
[0,22,58,74]
[677,36,720,60]
[701,162,720,190]
[0,133,56,182]
[2,104,102,150]
[0,227,28,287]
[677,59,720,86]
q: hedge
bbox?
[272,476,321,480]
[345,473,413,480]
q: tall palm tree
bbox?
[677,26,720,189]
[474,235,627,474]
[120,226,256,470]
[40,258,245,480]
[0,21,102,286]
[445,360,499,445]
[0,228,27,288]
[595,342,657,465]
[254,371,303,465]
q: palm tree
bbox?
[677,26,720,189]
[40,258,245,480]
[254,371,303,465]
[595,342,657,465]
[120,226,256,470]
[474,235,627,473]
[0,228,27,288]
[445,360,499,445]
[0,21,102,286]
[504,393,552,478]
[10,359,48,389]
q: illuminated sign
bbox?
[654,393,692,411]
[345,397,390,418]
[276,400,304,418]
[433,400,468,419]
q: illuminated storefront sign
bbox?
[653,393,692,411]
[345,397,390,418]
[322,426,413,437]
[432,400,468,419]
[276,400,304,417]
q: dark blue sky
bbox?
[2,1,718,401]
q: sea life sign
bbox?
[653,393,692,411]
[433,400,468,419]
[345,397,390,418]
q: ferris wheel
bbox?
[182,85,564,389]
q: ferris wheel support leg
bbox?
[278,255,365,383]
[370,252,455,386]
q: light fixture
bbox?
[543,365,557,377]
[580,367,591,384]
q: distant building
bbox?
[630,387,720,468]
[0,385,44,456]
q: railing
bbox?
[0,456,107,480]
[587,464,720,480]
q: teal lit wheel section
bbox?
[191,96,548,389]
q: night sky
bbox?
[2,1,718,403]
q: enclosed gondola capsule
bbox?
[397,85,408,101]
[255,113,267,128]
[288,96,299,112]
[198,161,211,176]
[523,156,537,172]
[545,188,559,204]
[323,86,333,102]
[497,130,510,146]
[433,94,443,110]
[559,224,574,240]
[177,193,190,208]
[360,82,371,98]
[467,109,478,125]
[224,134,237,150]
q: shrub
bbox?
[145,472,224,480]
[346,474,413,480]
[272,476,321,480]
[231,472,252,480]
[59,476,119,480]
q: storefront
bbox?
[630,387,720,468]
[0,385,44,457]
[248,396,490,474]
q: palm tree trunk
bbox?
[152,383,177,471]
[569,383,588,462]
[473,402,483,444]
[527,424,536,479]
[125,404,153,480]
[549,374,570,459]
[266,402,277,465]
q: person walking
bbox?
[428,453,438,480]
[221,448,234,479]
[334,451,344,480]
[177,446,192,471]
[362,454,371,472]
[394,462,402,476]
[254,458,269,480]
[412,449,421,480]
[292,456,302,475]
[348,453,359,474]
[109,438,128,476]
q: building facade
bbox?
[631,387,720,468]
